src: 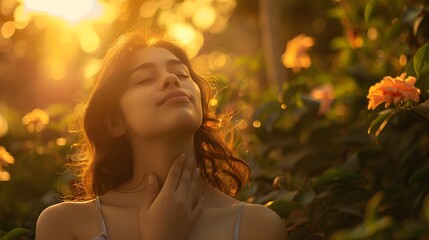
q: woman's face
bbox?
[118,47,203,139]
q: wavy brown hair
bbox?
[67,30,250,201]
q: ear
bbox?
[107,118,126,137]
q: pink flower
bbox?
[311,84,335,115]
[367,73,421,110]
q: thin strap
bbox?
[94,196,108,235]
[233,202,245,240]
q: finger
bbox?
[143,174,160,209]
[163,153,187,192]
[194,166,205,194]
[191,195,205,222]
[187,167,201,203]
[176,156,194,193]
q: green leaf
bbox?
[295,190,316,207]
[301,96,320,115]
[405,55,418,77]
[331,193,393,239]
[330,216,392,240]
[364,0,378,23]
[316,168,362,186]
[414,43,429,78]
[265,200,303,218]
[402,5,424,25]
[0,228,29,240]
[365,191,384,224]
[409,165,429,184]
[384,19,403,41]
[367,109,396,136]
[327,7,346,19]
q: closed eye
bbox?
[176,74,190,78]
[136,78,155,85]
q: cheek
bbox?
[119,88,154,128]
[189,81,202,105]
[190,82,203,117]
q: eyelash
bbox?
[136,78,155,85]
[177,74,190,78]
[136,74,189,85]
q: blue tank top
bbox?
[91,196,245,240]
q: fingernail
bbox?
[196,168,201,176]
[177,153,186,161]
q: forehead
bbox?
[129,47,180,69]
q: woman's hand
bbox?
[139,154,205,240]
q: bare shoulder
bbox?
[36,200,94,240]
[240,203,288,240]
[205,184,288,239]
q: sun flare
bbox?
[23,0,103,23]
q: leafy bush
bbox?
[229,0,429,239]
[1,0,429,239]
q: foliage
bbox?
[1,0,429,239]
[0,105,77,239]
[228,0,429,239]
[0,228,29,240]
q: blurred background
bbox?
[1,0,429,239]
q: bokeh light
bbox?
[1,2,429,240]
[23,0,104,23]
[1,21,15,39]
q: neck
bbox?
[116,133,196,191]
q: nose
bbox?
[160,73,181,90]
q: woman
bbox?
[35,30,287,240]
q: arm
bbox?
[240,204,288,240]
[35,203,75,240]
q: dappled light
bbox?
[1,0,429,239]
[23,0,104,23]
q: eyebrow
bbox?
[128,59,187,77]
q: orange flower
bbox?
[0,146,14,181]
[0,113,8,137]
[22,108,49,133]
[0,146,14,165]
[367,73,421,110]
[281,34,314,72]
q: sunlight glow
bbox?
[13,5,31,29]
[253,120,262,128]
[139,0,159,18]
[79,30,100,53]
[192,5,217,30]
[166,22,204,58]
[0,21,15,39]
[49,61,66,81]
[23,0,104,23]
[208,51,230,70]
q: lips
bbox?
[158,90,192,105]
